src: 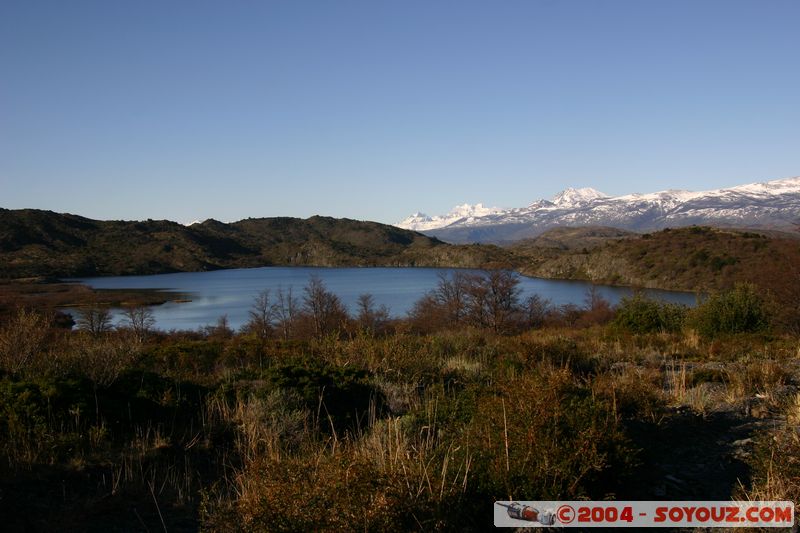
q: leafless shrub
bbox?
[302,275,348,338]
[0,307,52,376]
[204,315,234,339]
[120,305,155,342]
[243,289,275,341]
[73,331,142,388]
[273,286,299,340]
[524,294,552,329]
[356,293,390,334]
[76,304,113,336]
[409,270,526,333]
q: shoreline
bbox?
[1,263,700,320]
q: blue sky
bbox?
[1,1,798,224]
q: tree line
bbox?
[62,270,778,344]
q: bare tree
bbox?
[120,305,155,342]
[464,273,490,328]
[524,294,551,328]
[580,286,614,326]
[204,315,234,339]
[303,275,348,338]
[407,293,445,333]
[356,293,390,334]
[410,270,523,333]
[434,271,468,325]
[584,286,604,311]
[557,303,583,327]
[76,305,113,336]
[482,270,522,333]
[461,270,522,332]
[274,286,299,340]
[245,289,276,342]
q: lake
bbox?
[73,266,697,331]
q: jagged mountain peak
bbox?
[397,175,800,242]
[725,175,800,196]
[551,187,609,207]
[396,202,503,231]
[447,203,502,216]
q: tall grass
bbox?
[1,290,798,530]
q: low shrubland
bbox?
[0,272,797,531]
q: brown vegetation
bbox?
[0,273,797,530]
[514,226,800,330]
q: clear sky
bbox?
[1,1,799,224]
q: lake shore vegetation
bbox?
[0,271,797,531]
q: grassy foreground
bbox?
[0,274,798,531]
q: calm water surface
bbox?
[73,267,697,331]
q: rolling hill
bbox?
[0,209,510,279]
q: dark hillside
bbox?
[514,226,800,291]
[0,209,509,279]
[512,226,638,251]
[513,226,800,328]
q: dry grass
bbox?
[3,305,800,530]
[786,393,800,426]
[720,359,790,410]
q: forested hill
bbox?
[0,209,509,279]
[513,225,800,293]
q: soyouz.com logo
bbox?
[494,501,795,528]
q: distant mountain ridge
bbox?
[397,176,800,243]
[0,209,508,279]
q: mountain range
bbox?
[397,176,800,243]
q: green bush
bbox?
[0,377,93,465]
[263,360,385,434]
[690,283,771,338]
[612,293,687,334]
[147,340,224,379]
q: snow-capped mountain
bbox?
[396,176,800,243]
[397,203,504,232]
[551,187,609,208]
